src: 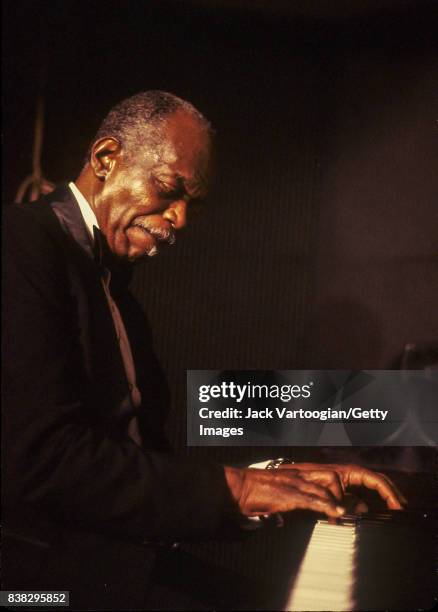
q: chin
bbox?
[127,248,152,262]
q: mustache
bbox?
[131,218,176,245]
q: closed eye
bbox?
[154,176,206,214]
[156,180,182,199]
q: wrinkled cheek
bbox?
[104,199,130,256]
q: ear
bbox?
[90,137,121,180]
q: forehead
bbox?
[154,111,211,183]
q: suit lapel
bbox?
[45,185,94,260]
[38,186,133,430]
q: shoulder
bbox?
[3,186,77,258]
[2,188,77,293]
[3,186,71,241]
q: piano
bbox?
[154,469,437,611]
[284,510,437,611]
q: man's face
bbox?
[94,110,210,261]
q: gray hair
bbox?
[86,90,212,164]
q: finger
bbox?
[348,469,405,509]
[378,473,408,506]
[291,492,346,518]
[265,471,336,503]
[352,500,369,514]
[288,463,407,508]
[297,470,344,501]
[342,492,368,514]
[290,478,338,503]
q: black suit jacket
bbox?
[2,186,235,607]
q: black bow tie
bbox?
[93,226,132,294]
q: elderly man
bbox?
[2,91,405,610]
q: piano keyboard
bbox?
[283,511,437,611]
[285,519,357,611]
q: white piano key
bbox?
[284,520,358,611]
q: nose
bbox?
[162,199,187,230]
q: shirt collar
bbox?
[68,181,99,243]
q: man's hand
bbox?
[224,463,406,519]
[282,463,407,510]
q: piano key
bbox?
[283,511,437,611]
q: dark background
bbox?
[3,0,438,588]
